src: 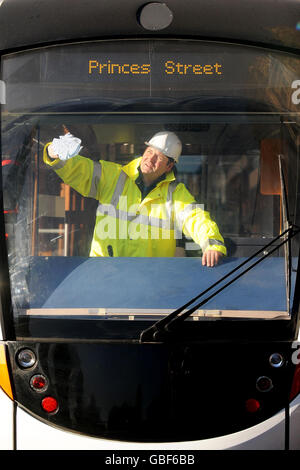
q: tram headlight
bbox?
[16,348,36,369]
[269,352,284,368]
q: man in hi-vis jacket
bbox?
[43,131,226,266]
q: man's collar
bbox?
[122,157,176,183]
[136,166,166,189]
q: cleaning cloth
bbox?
[51,133,82,160]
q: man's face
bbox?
[140,146,174,181]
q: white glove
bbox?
[50,133,82,161]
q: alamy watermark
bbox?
[291,80,300,105]
[292,341,300,365]
[0,80,5,105]
[94,198,205,247]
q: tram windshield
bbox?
[1,40,300,339]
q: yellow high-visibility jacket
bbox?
[43,146,226,258]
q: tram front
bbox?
[1,38,300,449]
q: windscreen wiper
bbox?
[140,224,300,342]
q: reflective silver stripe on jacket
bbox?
[110,171,127,207]
[174,202,200,231]
[88,161,102,198]
[53,159,68,170]
[201,238,225,252]
[165,181,181,237]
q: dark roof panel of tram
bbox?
[0,0,299,52]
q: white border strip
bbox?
[26,308,289,319]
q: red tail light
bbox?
[256,376,273,393]
[41,397,58,414]
[245,398,260,413]
[30,374,48,392]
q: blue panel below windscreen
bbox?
[26,256,293,312]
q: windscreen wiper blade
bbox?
[140,225,300,342]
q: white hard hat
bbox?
[145,131,182,163]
